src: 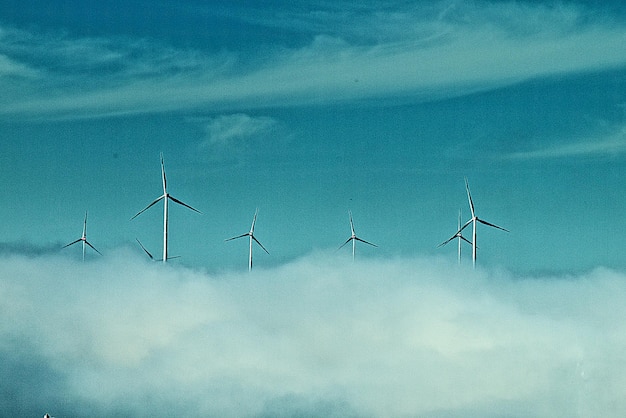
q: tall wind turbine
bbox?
[438,208,473,264]
[338,210,377,261]
[225,208,269,271]
[131,153,201,263]
[62,211,102,261]
[452,178,508,268]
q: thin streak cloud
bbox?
[0,2,625,119]
[505,126,626,160]
[0,54,38,78]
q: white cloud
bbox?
[1,249,626,417]
[0,2,625,118]
[201,114,280,146]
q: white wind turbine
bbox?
[338,210,377,261]
[225,208,269,271]
[438,208,473,264]
[62,210,102,261]
[131,153,201,263]
[449,178,508,268]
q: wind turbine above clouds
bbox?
[444,178,508,268]
[225,208,269,271]
[131,152,201,263]
[338,210,377,261]
[62,210,102,261]
[438,208,473,264]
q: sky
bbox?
[1,0,626,416]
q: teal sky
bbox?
[1,0,626,272]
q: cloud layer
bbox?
[2,249,625,417]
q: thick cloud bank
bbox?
[1,250,625,417]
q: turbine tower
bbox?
[225,208,269,271]
[62,210,102,261]
[438,208,473,264]
[131,153,201,263]
[338,210,377,261]
[450,178,508,268]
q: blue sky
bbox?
[1,0,626,272]
[2,1,626,416]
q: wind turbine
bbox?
[62,211,102,261]
[135,238,180,262]
[438,208,473,264]
[225,208,269,271]
[450,178,508,268]
[338,210,377,261]
[131,152,201,263]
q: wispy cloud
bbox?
[0,2,625,119]
[505,126,626,160]
[193,113,288,165]
[2,250,626,417]
[200,114,281,146]
[0,54,38,78]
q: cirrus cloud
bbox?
[0,2,625,119]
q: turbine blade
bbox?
[83,210,88,237]
[160,152,167,193]
[439,220,472,247]
[136,238,154,259]
[437,235,456,247]
[460,235,473,245]
[169,196,201,214]
[252,235,270,254]
[62,239,82,248]
[85,240,102,255]
[459,219,473,232]
[477,218,509,232]
[251,208,259,233]
[155,255,181,261]
[130,195,164,220]
[348,210,355,235]
[355,237,377,247]
[465,177,475,217]
[225,233,250,241]
[338,237,354,250]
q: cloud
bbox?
[0,54,38,78]
[2,249,626,417]
[0,2,625,119]
[505,126,626,160]
[200,114,281,146]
